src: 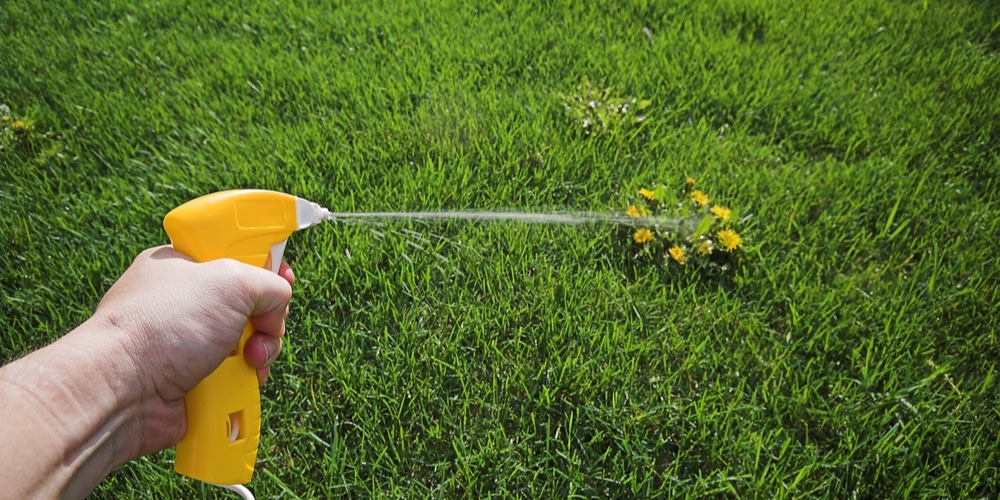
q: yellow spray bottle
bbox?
[162,189,331,486]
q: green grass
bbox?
[2,0,999,497]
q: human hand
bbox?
[88,245,294,458]
[0,245,297,497]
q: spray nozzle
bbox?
[294,196,334,229]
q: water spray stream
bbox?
[325,209,703,281]
[326,210,686,228]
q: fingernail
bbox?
[261,342,270,365]
[266,338,282,364]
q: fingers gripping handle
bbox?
[163,190,308,485]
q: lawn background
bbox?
[2,0,999,497]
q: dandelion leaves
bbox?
[653,185,674,205]
[693,214,714,239]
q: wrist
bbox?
[75,315,188,460]
[0,319,147,497]
[65,317,149,459]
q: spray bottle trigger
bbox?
[268,240,287,274]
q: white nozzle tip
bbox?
[296,197,333,229]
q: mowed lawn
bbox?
[2,0,999,497]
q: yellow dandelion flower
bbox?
[697,240,713,256]
[1,115,9,122]
[691,190,709,206]
[11,119,26,129]
[638,187,655,200]
[633,228,654,244]
[668,245,687,264]
[710,205,731,221]
[686,176,696,187]
[717,229,743,251]
[626,204,648,217]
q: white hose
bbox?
[212,483,255,500]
